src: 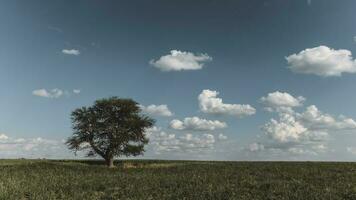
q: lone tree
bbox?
[66,97,154,167]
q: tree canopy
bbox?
[66,97,155,167]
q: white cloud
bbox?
[286,46,356,77]
[263,105,356,145]
[347,147,356,155]
[255,101,356,155]
[169,117,227,131]
[0,134,9,140]
[145,127,224,154]
[73,89,81,94]
[0,134,67,158]
[150,50,212,71]
[263,113,308,143]
[312,144,327,153]
[261,91,305,113]
[32,88,64,98]
[299,105,356,131]
[198,89,256,117]
[0,136,59,151]
[248,142,265,152]
[354,36,356,43]
[32,88,81,98]
[62,49,80,56]
[257,91,356,155]
[218,133,228,140]
[287,147,312,155]
[140,104,173,117]
[179,133,216,150]
[262,112,329,145]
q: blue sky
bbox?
[1,0,356,160]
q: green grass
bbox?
[0,160,356,199]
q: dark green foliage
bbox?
[0,160,356,199]
[66,97,154,167]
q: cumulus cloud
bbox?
[140,104,173,117]
[145,127,225,154]
[262,112,329,145]
[264,107,356,145]
[0,134,9,140]
[32,88,64,98]
[263,113,308,143]
[198,89,256,117]
[259,92,356,150]
[169,117,227,131]
[299,105,356,131]
[286,46,356,77]
[150,50,212,71]
[260,91,305,113]
[252,94,356,155]
[62,49,80,56]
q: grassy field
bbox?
[0,160,355,199]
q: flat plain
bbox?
[0,160,355,200]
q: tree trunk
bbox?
[106,157,115,168]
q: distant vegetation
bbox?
[0,160,355,199]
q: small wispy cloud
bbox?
[73,89,81,94]
[48,26,63,33]
[62,49,80,56]
[140,104,173,117]
[347,147,356,155]
[0,133,68,158]
[32,88,80,98]
[169,117,227,131]
[32,89,64,98]
[307,0,312,6]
